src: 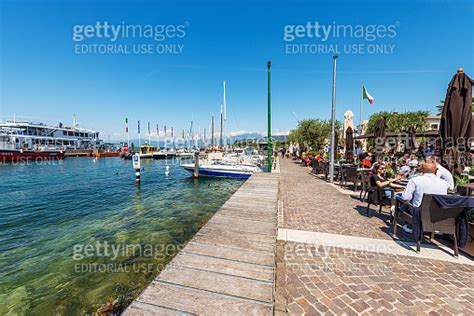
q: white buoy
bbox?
[165,165,170,176]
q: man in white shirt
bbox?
[426,156,455,191]
[398,161,449,233]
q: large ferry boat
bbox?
[0,117,101,162]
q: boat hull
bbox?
[153,153,176,159]
[93,152,120,158]
[181,164,259,179]
[0,149,65,163]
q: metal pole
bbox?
[211,113,214,149]
[267,61,272,172]
[219,107,223,148]
[359,83,362,136]
[329,55,338,183]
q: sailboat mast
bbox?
[211,113,215,149]
[223,80,227,147]
[220,104,223,148]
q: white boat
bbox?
[153,149,176,159]
[176,151,194,159]
[181,161,261,179]
[0,116,100,150]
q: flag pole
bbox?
[138,120,141,148]
[126,118,130,148]
[359,83,363,136]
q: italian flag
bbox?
[125,118,128,133]
[362,85,374,105]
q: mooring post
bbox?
[193,152,199,178]
[132,153,141,183]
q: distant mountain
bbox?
[112,132,288,148]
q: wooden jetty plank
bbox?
[172,252,274,282]
[158,266,273,303]
[218,207,277,220]
[208,215,276,235]
[128,282,272,316]
[125,173,279,315]
[193,233,274,253]
[197,225,276,242]
[183,241,274,266]
[217,209,277,223]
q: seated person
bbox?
[397,161,450,233]
[406,160,419,179]
[407,154,419,167]
[426,156,454,191]
[370,159,384,173]
[361,155,372,168]
[399,159,411,177]
[371,164,404,201]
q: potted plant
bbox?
[454,174,470,196]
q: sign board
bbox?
[132,154,141,169]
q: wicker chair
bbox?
[342,166,359,191]
[359,170,371,201]
[311,159,325,174]
[366,175,393,216]
[392,194,465,256]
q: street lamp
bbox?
[267,61,272,172]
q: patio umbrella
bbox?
[345,126,354,161]
[439,70,473,174]
[374,117,387,159]
[407,126,416,154]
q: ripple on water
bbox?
[0,158,244,314]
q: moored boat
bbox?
[152,149,176,159]
[92,152,120,158]
[138,144,156,159]
[181,161,262,179]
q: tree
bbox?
[288,119,341,151]
[366,111,429,134]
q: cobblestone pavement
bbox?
[279,158,411,241]
[276,158,474,315]
[277,241,474,315]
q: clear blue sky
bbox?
[1,0,472,140]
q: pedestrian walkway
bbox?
[276,159,474,315]
[124,173,279,315]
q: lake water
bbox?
[0,157,244,314]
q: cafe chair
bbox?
[392,194,464,257]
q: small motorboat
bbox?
[139,145,156,159]
[176,151,194,159]
[153,149,177,159]
[181,161,262,179]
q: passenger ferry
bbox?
[0,117,101,162]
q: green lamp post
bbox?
[267,61,272,172]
